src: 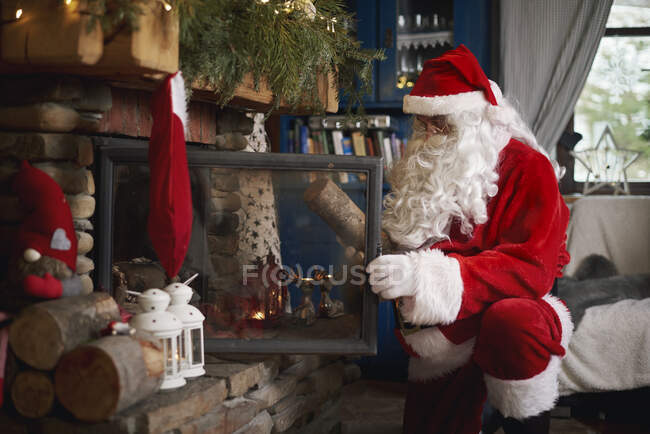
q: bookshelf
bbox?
[279,115,408,173]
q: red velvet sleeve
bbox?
[449,151,570,321]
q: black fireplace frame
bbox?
[95,137,382,355]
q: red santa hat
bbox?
[12,161,77,271]
[403,44,501,116]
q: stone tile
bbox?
[79,274,93,294]
[247,375,298,410]
[211,193,241,212]
[206,361,271,398]
[118,377,228,433]
[285,398,341,434]
[233,410,273,434]
[73,81,112,113]
[0,103,80,133]
[76,256,95,274]
[0,76,83,105]
[0,132,91,163]
[211,168,239,192]
[207,234,239,256]
[303,362,345,401]
[209,255,240,276]
[281,356,323,380]
[76,231,94,255]
[67,194,95,219]
[343,363,362,384]
[32,162,91,194]
[207,212,239,236]
[338,380,406,434]
[269,395,300,416]
[270,396,304,433]
[73,219,93,231]
[172,397,259,434]
[214,133,248,151]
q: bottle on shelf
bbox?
[432,14,440,32]
[414,14,423,32]
[406,44,417,73]
[416,44,424,73]
[398,15,407,33]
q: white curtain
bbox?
[499,0,613,157]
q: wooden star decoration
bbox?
[571,125,640,195]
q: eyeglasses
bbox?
[416,115,450,135]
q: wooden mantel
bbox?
[0,0,338,114]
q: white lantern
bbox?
[130,288,186,390]
[164,281,205,378]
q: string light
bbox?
[15,8,23,19]
[162,1,172,11]
[65,0,72,5]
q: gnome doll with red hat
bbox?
[8,161,83,299]
[366,45,572,434]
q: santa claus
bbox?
[366,45,572,434]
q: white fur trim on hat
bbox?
[403,80,503,116]
[406,327,475,381]
[399,249,463,326]
[483,294,573,420]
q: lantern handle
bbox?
[183,273,199,286]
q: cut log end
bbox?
[54,346,120,422]
[55,336,163,422]
[303,177,331,203]
[11,370,55,419]
[9,292,121,370]
[9,309,62,370]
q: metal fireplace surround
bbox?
[95,137,382,355]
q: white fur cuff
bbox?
[542,294,573,350]
[406,327,475,381]
[485,356,562,420]
[399,249,463,326]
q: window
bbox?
[571,0,650,193]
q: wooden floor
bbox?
[339,380,648,434]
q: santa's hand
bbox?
[365,254,416,300]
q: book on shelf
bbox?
[351,131,366,157]
[341,137,353,156]
[382,137,393,167]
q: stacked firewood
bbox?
[6,292,164,422]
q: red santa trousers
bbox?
[402,295,571,434]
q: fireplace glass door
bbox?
[97,138,381,354]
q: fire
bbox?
[252,311,265,320]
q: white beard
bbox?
[383,114,509,250]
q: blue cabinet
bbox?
[348,0,492,108]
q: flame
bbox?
[252,311,265,320]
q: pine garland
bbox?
[87,0,384,114]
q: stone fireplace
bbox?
[0,74,370,433]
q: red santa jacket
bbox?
[398,139,570,329]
